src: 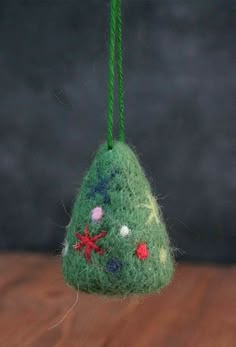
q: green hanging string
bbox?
[107,0,124,150]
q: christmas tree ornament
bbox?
[62,0,174,296]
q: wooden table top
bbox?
[1,254,236,347]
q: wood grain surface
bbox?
[0,254,235,347]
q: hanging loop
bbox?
[107,0,125,150]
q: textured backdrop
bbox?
[0,0,235,262]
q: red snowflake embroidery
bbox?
[73,225,107,262]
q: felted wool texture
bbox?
[62,142,174,296]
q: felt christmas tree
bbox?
[62,0,174,296]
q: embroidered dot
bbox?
[91,206,104,222]
[62,240,69,257]
[106,258,123,273]
[159,247,167,264]
[135,243,149,260]
[119,225,130,237]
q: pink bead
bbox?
[91,207,104,222]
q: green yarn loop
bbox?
[107,0,125,150]
[62,142,174,296]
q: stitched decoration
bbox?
[62,142,174,295]
[62,0,174,296]
[73,225,107,263]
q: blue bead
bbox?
[106,258,122,273]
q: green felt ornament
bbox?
[62,0,174,296]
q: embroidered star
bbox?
[90,177,111,203]
[73,225,107,262]
[139,194,161,225]
[88,169,118,204]
[159,247,167,264]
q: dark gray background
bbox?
[0,0,235,262]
